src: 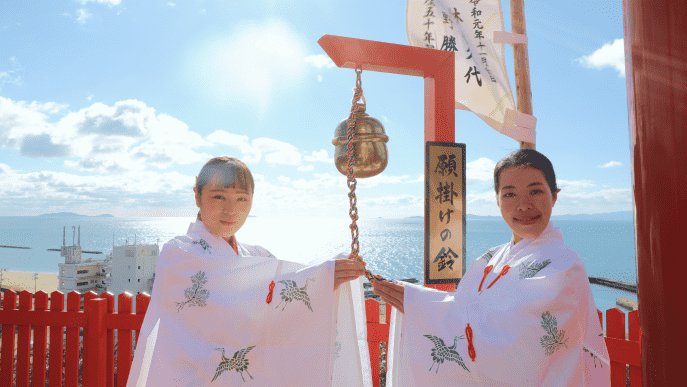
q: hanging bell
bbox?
[332,103,389,178]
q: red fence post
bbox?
[15,291,32,387]
[102,292,115,387]
[65,291,81,387]
[32,291,49,387]
[117,293,133,387]
[365,299,381,387]
[85,297,107,387]
[82,291,97,384]
[606,308,627,387]
[0,290,17,386]
[628,310,642,387]
[48,291,65,386]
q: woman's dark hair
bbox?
[494,149,558,195]
[196,156,254,221]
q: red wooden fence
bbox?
[0,290,641,387]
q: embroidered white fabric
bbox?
[386,222,611,387]
[126,220,372,386]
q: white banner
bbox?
[407,0,535,143]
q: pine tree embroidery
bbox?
[519,259,552,279]
[423,334,470,373]
[540,311,569,356]
[192,239,212,253]
[275,278,315,312]
[176,271,210,312]
[212,346,255,382]
[583,346,603,368]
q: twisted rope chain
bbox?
[346,68,392,283]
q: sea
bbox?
[0,216,638,331]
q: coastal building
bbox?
[107,238,160,304]
[57,226,112,296]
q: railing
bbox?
[0,290,642,387]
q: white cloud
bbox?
[303,54,335,69]
[81,0,121,5]
[297,165,314,172]
[303,149,333,163]
[466,157,495,183]
[191,19,308,111]
[76,9,91,24]
[0,56,23,89]
[358,174,411,188]
[87,94,93,101]
[599,161,622,168]
[404,174,423,183]
[317,75,323,82]
[206,130,307,166]
[579,39,626,77]
[0,97,212,173]
[557,179,596,191]
[167,2,176,7]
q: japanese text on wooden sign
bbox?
[425,142,466,285]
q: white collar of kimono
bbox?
[186,220,240,256]
[508,221,561,250]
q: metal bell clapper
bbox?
[332,103,389,178]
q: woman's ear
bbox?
[552,188,561,206]
[193,186,201,208]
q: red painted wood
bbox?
[65,292,81,387]
[0,291,17,386]
[102,292,115,387]
[365,299,381,387]
[48,291,65,387]
[0,309,87,326]
[15,291,32,387]
[117,293,133,387]
[623,0,687,385]
[83,292,97,385]
[85,298,107,387]
[32,291,49,387]
[606,308,627,387]
[104,313,145,330]
[628,310,642,386]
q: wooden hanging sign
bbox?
[425,142,466,285]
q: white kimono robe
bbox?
[386,222,610,386]
[127,220,372,386]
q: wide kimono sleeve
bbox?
[386,246,610,387]
[126,236,372,387]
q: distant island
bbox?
[407,211,633,221]
[37,212,115,218]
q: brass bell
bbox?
[332,103,389,178]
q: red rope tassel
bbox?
[266,280,276,304]
[466,323,476,362]
[478,265,493,292]
[486,265,510,290]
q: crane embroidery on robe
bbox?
[423,334,470,373]
[540,311,569,355]
[519,259,552,279]
[175,271,210,312]
[583,346,603,368]
[212,346,255,383]
[275,278,316,312]
[192,239,212,254]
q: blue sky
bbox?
[0,0,630,218]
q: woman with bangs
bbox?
[373,149,611,386]
[127,156,370,386]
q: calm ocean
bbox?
[0,216,637,329]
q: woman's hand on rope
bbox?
[372,279,405,314]
[333,258,367,291]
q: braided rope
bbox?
[346,69,392,283]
